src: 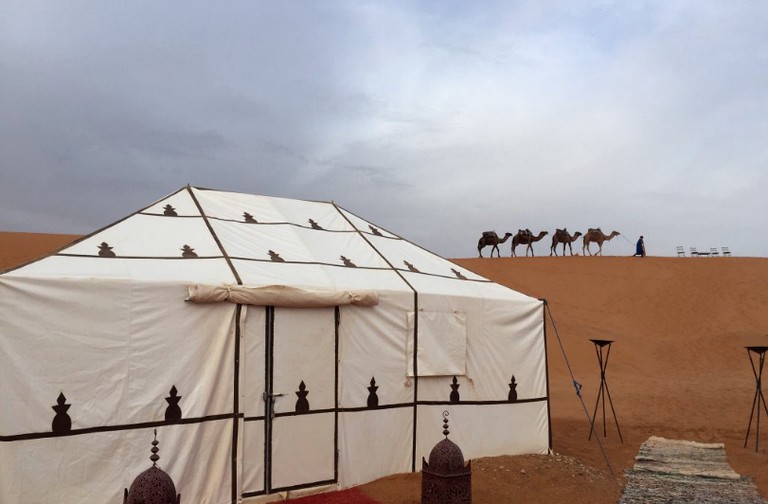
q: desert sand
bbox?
[3,233,768,503]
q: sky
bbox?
[2,1,767,258]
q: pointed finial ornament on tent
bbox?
[508,376,518,402]
[404,260,420,272]
[163,205,178,216]
[180,245,197,258]
[451,268,467,280]
[295,381,310,413]
[367,377,379,408]
[268,250,285,262]
[450,376,460,403]
[165,386,182,422]
[52,392,72,434]
[98,242,116,257]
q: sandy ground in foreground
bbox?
[3,233,768,503]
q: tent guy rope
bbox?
[544,301,617,480]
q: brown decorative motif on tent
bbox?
[268,250,285,262]
[180,245,197,258]
[52,392,72,434]
[165,386,182,423]
[340,255,357,267]
[123,429,181,504]
[451,268,467,280]
[369,225,383,236]
[508,376,518,402]
[367,377,379,408]
[98,242,116,257]
[295,381,310,413]
[450,376,460,403]
[163,205,178,216]
[309,219,323,230]
[404,260,419,273]
[243,212,258,223]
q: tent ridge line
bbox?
[186,186,243,285]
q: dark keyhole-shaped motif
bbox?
[404,260,419,273]
[295,381,310,413]
[98,242,116,257]
[243,212,257,223]
[449,376,460,403]
[181,245,198,258]
[165,386,182,422]
[163,205,178,216]
[268,250,285,262]
[451,268,467,280]
[508,376,518,402]
[308,219,323,230]
[340,256,356,267]
[367,377,379,408]
[52,392,72,434]
[369,225,383,236]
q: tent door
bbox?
[265,306,338,493]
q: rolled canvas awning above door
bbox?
[185,284,379,308]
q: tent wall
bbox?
[0,278,237,503]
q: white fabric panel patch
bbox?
[416,403,549,461]
[193,188,356,232]
[0,422,232,504]
[0,279,235,434]
[404,269,538,301]
[241,307,266,418]
[63,214,223,258]
[406,311,467,377]
[241,420,265,496]
[338,408,413,488]
[271,413,335,489]
[6,256,238,283]
[232,260,409,292]
[367,235,485,280]
[338,292,415,407]
[272,308,336,413]
[337,208,399,239]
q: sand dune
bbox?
[0,232,81,271]
[3,232,768,502]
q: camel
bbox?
[477,231,513,258]
[550,229,583,256]
[582,228,621,256]
[511,229,549,257]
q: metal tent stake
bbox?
[588,339,623,443]
[744,346,768,451]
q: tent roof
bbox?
[3,186,534,301]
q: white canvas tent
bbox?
[0,186,550,503]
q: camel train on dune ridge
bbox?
[477,228,621,258]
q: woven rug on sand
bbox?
[289,487,379,504]
[619,436,767,504]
